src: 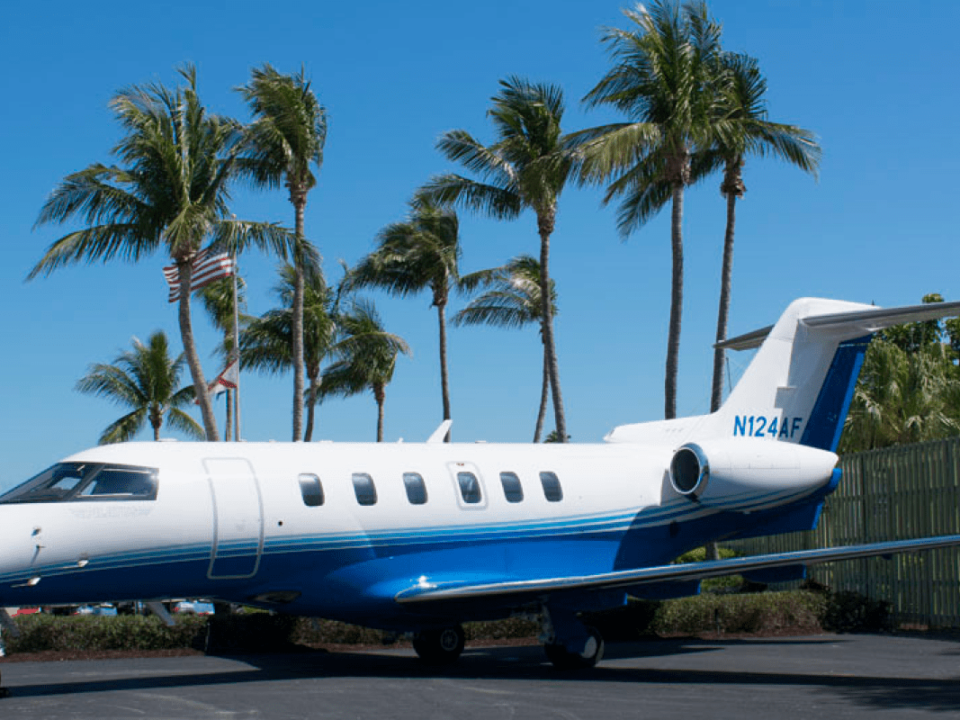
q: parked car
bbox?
[172,600,215,615]
[73,604,118,616]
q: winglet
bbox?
[427,420,453,444]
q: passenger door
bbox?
[205,458,263,579]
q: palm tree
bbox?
[421,76,577,442]
[197,276,247,440]
[708,53,820,412]
[76,331,203,444]
[349,196,461,441]
[320,298,411,442]
[32,65,295,441]
[240,264,336,442]
[237,64,328,443]
[578,0,726,419]
[454,255,557,442]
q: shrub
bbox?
[820,589,893,632]
[0,586,895,657]
[650,590,827,635]
[6,614,206,654]
[290,618,389,646]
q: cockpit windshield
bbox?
[0,462,159,504]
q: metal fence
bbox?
[726,437,960,628]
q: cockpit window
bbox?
[0,463,159,504]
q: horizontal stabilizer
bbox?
[717,300,960,351]
[395,534,960,604]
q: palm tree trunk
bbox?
[711,188,738,413]
[224,389,233,442]
[437,301,452,442]
[304,373,319,442]
[534,340,549,443]
[178,258,219,441]
[374,384,385,443]
[537,207,567,442]
[665,183,684,420]
[291,197,307,442]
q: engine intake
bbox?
[669,438,838,511]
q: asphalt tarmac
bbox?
[1,634,958,719]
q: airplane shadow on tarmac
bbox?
[5,638,960,714]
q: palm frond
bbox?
[98,409,147,445]
[166,407,205,439]
[420,174,523,220]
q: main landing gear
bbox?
[540,605,605,670]
[543,626,604,669]
[412,625,465,664]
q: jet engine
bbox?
[669,438,838,511]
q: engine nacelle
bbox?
[669,438,838,511]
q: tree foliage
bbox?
[840,294,960,453]
[319,298,411,443]
[237,63,327,442]
[33,64,296,440]
[456,255,557,442]
[350,196,461,438]
[240,265,335,442]
[422,75,576,441]
[75,331,203,443]
[577,0,726,420]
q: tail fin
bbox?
[606,297,960,448]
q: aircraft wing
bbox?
[394,534,960,604]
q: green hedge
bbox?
[5,614,208,654]
[0,587,891,656]
[650,590,826,635]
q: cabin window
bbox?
[298,474,324,507]
[457,472,482,504]
[540,471,563,502]
[403,473,428,505]
[0,463,159,504]
[353,473,378,506]
[500,472,524,503]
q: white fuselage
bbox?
[0,437,836,629]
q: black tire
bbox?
[413,625,465,664]
[544,627,604,670]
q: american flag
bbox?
[162,248,235,303]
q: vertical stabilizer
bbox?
[714,298,874,449]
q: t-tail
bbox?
[607,297,960,449]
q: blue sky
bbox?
[2,0,958,489]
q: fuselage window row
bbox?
[297,470,563,508]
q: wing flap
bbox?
[395,534,960,604]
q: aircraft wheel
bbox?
[413,625,465,664]
[544,627,604,670]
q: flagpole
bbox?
[232,252,241,442]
